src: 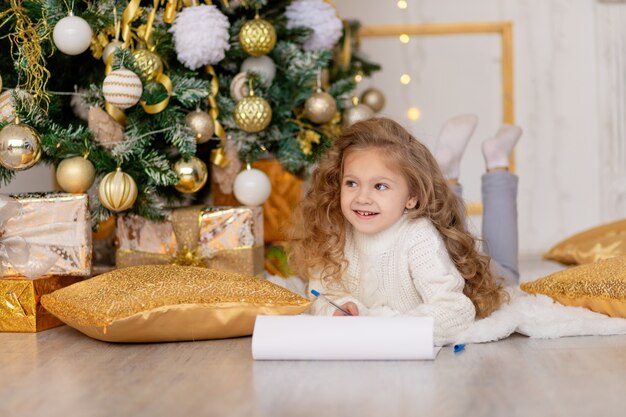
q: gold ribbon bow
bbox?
[116,206,264,276]
[0,195,57,278]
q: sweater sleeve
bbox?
[362,222,476,346]
[306,273,366,316]
[406,225,476,345]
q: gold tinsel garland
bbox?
[0,0,51,112]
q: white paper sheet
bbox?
[252,315,440,360]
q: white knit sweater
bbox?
[307,214,476,346]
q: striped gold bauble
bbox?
[98,168,138,212]
[233,92,272,133]
[239,15,276,57]
[102,68,143,109]
[0,90,16,123]
[230,72,249,102]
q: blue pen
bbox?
[453,344,465,353]
[310,289,353,316]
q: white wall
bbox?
[0,164,55,194]
[335,0,615,256]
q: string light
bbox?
[407,107,421,120]
[397,0,408,10]
[399,34,410,43]
[400,73,411,85]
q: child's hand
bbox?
[333,302,359,316]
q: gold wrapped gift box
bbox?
[0,276,83,332]
[1,193,92,277]
[116,206,264,277]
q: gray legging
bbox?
[451,171,519,285]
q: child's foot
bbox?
[482,124,522,171]
[434,114,478,180]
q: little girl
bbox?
[289,116,521,346]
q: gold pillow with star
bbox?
[41,265,311,343]
[521,255,626,318]
[543,219,626,265]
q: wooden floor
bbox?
[2,258,626,417]
[2,328,626,417]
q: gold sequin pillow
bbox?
[521,255,626,318]
[41,265,311,343]
[543,219,626,265]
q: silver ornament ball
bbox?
[343,104,375,127]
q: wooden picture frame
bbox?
[358,22,515,215]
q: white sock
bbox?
[434,114,478,180]
[482,124,522,170]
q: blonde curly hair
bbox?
[289,117,507,318]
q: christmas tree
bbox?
[0,0,380,225]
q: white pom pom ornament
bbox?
[285,0,343,52]
[102,69,143,109]
[169,4,230,70]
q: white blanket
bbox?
[267,275,626,344]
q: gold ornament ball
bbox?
[56,156,96,193]
[174,156,208,193]
[98,168,138,212]
[239,17,277,56]
[0,122,42,171]
[133,49,163,82]
[361,88,386,113]
[343,104,375,127]
[233,95,272,133]
[304,91,337,124]
[185,111,215,144]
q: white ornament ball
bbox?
[233,168,271,206]
[230,72,249,102]
[102,40,123,64]
[0,90,16,123]
[102,69,143,109]
[241,55,276,86]
[53,15,93,55]
[169,4,230,69]
[285,0,343,52]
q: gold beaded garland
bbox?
[239,15,277,57]
[185,111,215,144]
[0,121,42,171]
[98,168,138,212]
[174,156,208,193]
[56,156,96,193]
